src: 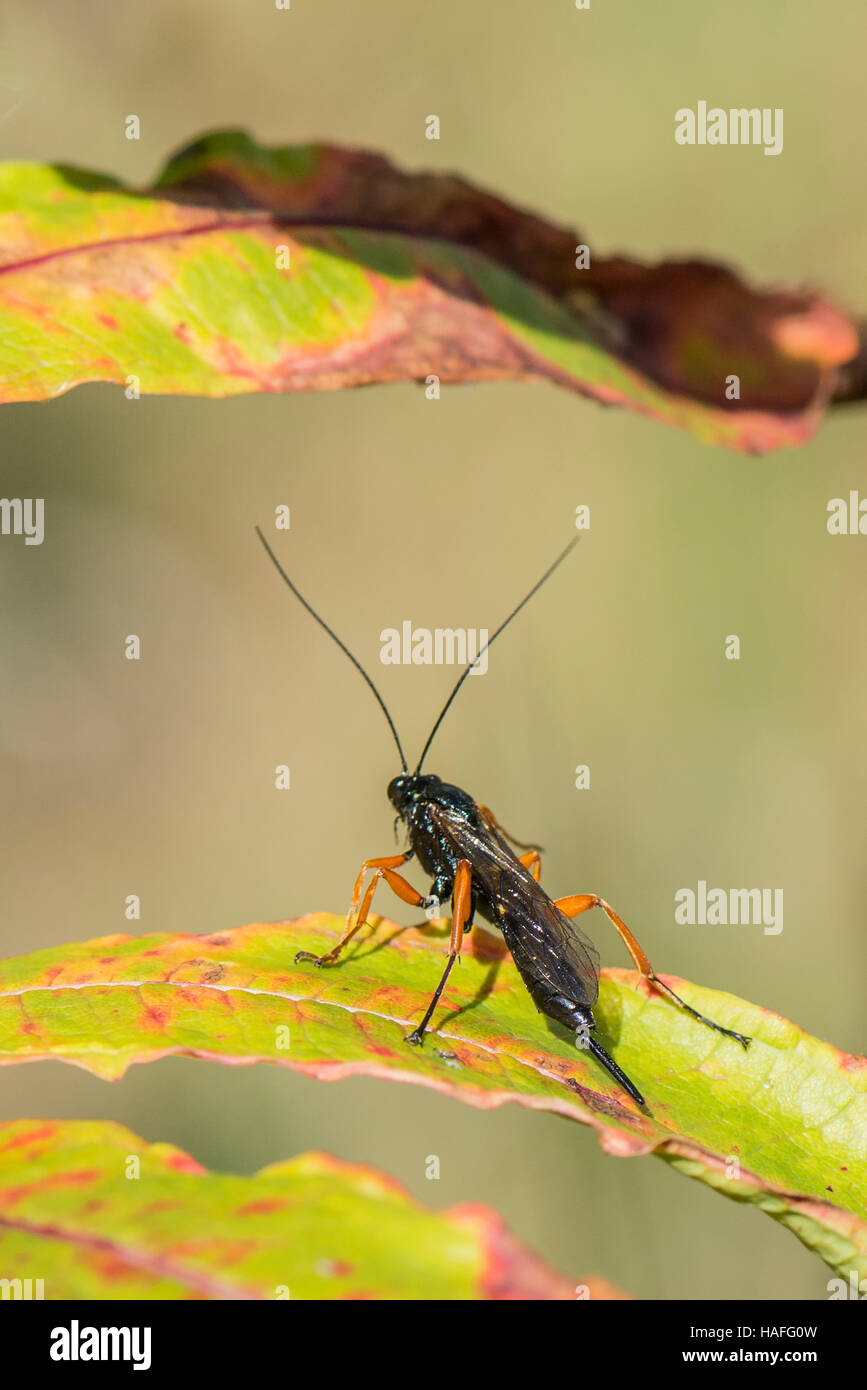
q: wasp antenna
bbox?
[415,535,581,773]
[255,526,408,772]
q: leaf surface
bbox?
[0,1119,598,1299]
[0,913,863,1277]
[0,131,858,450]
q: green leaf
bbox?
[0,913,863,1279]
[0,129,859,450]
[0,1119,605,1299]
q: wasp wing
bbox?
[428,800,601,1007]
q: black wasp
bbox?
[256,528,749,1108]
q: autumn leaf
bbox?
[0,1119,618,1300]
[0,913,863,1279]
[0,129,859,450]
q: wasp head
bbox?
[387,773,441,818]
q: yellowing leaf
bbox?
[0,1119,604,1299]
[0,913,863,1279]
[0,130,859,450]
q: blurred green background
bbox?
[1,0,865,1300]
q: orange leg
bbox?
[296,853,424,967]
[478,803,543,854]
[406,859,473,1045]
[520,849,542,883]
[554,893,750,1048]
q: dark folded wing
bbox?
[497,874,601,1006]
[429,801,600,1004]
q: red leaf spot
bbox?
[316,1258,354,1278]
[468,930,509,963]
[841,1052,867,1073]
[141,1006,169,1031]
[0,1184,33,1205]
[1,1124,56,1151]
[164,1152,206,1175]
[96,312,120,330]
[56,1168,101,1187]
[1,1168,100,1207]
[86,1251,139,1281]
[213,339,262,383]
[237,1198,288,1216]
